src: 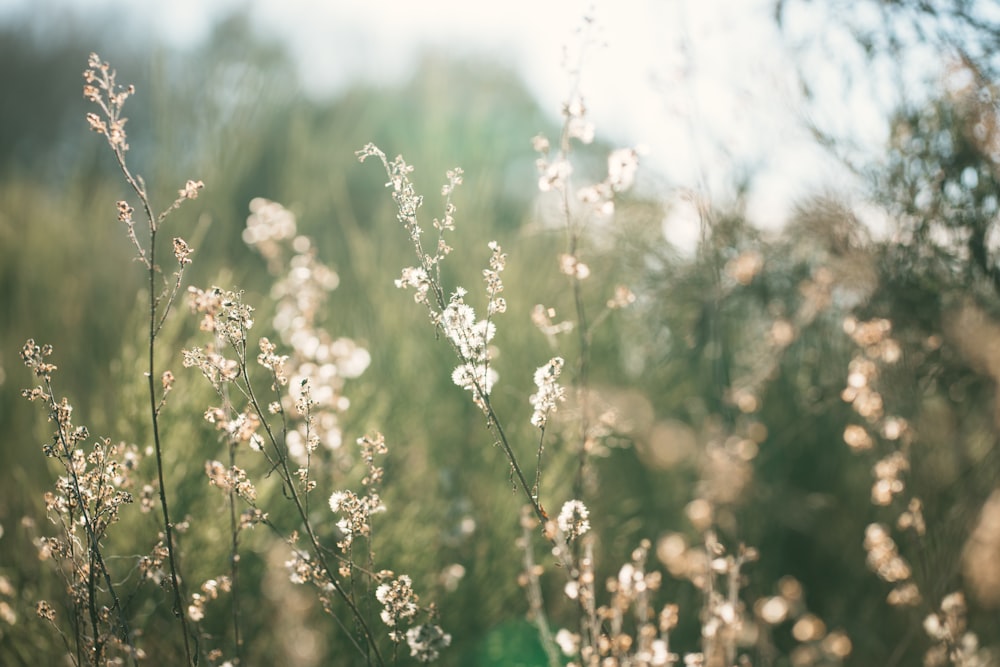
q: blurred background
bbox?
[3,0,1000,665]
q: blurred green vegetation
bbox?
[2,5,1000,667]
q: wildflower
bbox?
[205,461,256,502]
[179,179,204,200]
[329,490,383,548]
[483,241,507,315]
[396,266,431,303]
[257,337,289,386]
[440,167,463,197]
[375,574,418,630]
[405,623,452,662]
[557,500,591,540]
[285,552,314,585]
[529,357,566,428]
[85,112,107,135]
[172,237,193,266]
[438,292,499,410]
[35,600,56,621]
[357,433,388,488]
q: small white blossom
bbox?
[375,575,418,629]
[529,357,566,428]
[557,500,590,540]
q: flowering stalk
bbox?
[21,341,138,665]
[185,285,389,665]
[357,144,552,529]
[84,53,201,665]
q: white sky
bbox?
[2,0,897,248]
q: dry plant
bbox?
[23,53,445,667]
[18,18,1000,667]
[358,15,851,667]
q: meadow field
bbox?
[2,4,1000,666]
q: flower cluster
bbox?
[181,344,239,387]
[483,241,507,315]
[529,357,566,428]
[21,340,140,662]
[203,406,265,451]
[396,266,432,303]
[285,550,322,586]
[186,287,255,341]
[358,432,388,488]
[205,460,257,503]
[242,200,370,460]
[375,573,419,639]
[441,290,498,411]
[533,102,640,219]
[556,499,591,541]
[83,53,134,152]
[360,143,506,422]
[328,489,384,549]
[405,623,452,663]
[357,145,430,251]
[187,576,232,622]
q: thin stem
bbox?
[520,512,562,667]
[238,351,385,666]
[145,238,195,666]
[567,227,592,502]
[98,116,196,667]
[228,440,244,663]
[532,426,548,501]
[43,380,135,662]
[484,397,550,527]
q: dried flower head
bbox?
[172,237,194,266]
[375,574,418,631]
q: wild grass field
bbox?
[3,4,1000,666]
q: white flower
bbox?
[608,148,639,192]
[529,357,566,428]
[375,575,418,627]
[557,500,590,540]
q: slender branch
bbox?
[236,344,386,666]
[90,74,197,665]
[227,438,244,663]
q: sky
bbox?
[1,0,898,248]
